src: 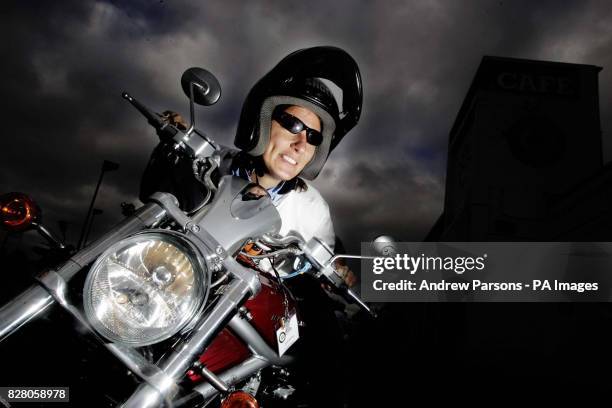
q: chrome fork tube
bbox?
[120,278,254,408]
[0,285,55,342]
[59,202,167,281]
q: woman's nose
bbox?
[290,132,308,152]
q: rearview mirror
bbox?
[372,235,398,257]
[180,67,221,106]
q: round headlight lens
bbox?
[84,232,205,346]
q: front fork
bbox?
[120,272,254,408]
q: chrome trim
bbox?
[193,356,270,400]
[31,222,66,249]
[185,81,198,136]
[108,343,173,383]
[148,193,191,231]
[63,202,167,281]
[342,287,376,317]
[222,257,261,298]
[261,233,304,247]
[211,271,230,287]
[183,130,216,159]
[196,364,228,393]
[37,270,69,306]
[228,315,294,366]
[328,253,379,264]
[107,343,177,407]
[0,285,55,343]
[302,237,334,269]
[239,247,302,260]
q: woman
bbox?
[230,47,363,405]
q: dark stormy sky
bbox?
[2,0,612,254]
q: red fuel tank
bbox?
[187,273,294,382]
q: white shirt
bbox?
[276,181,335,251]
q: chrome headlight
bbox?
[84,231,206,346]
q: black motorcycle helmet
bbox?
[234,46,363,180]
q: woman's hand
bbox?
[161,110,188,130]
[333,262,357,288]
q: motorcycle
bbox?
[0,67,376,407]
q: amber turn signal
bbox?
[220,391,259,408]
[0,192,40,232]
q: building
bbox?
[427,56,608,241]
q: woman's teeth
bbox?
[282,155,297,165]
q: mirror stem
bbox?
[32,222,66,250]
[186,82,207,136]
[327,254,378,266]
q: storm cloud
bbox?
[2,0,612,253]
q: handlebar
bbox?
[121,92,165,128]
[320,274,377,318]
[122,92,179,140]
[338,284,376,318]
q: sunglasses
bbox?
[272,111,323,146]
